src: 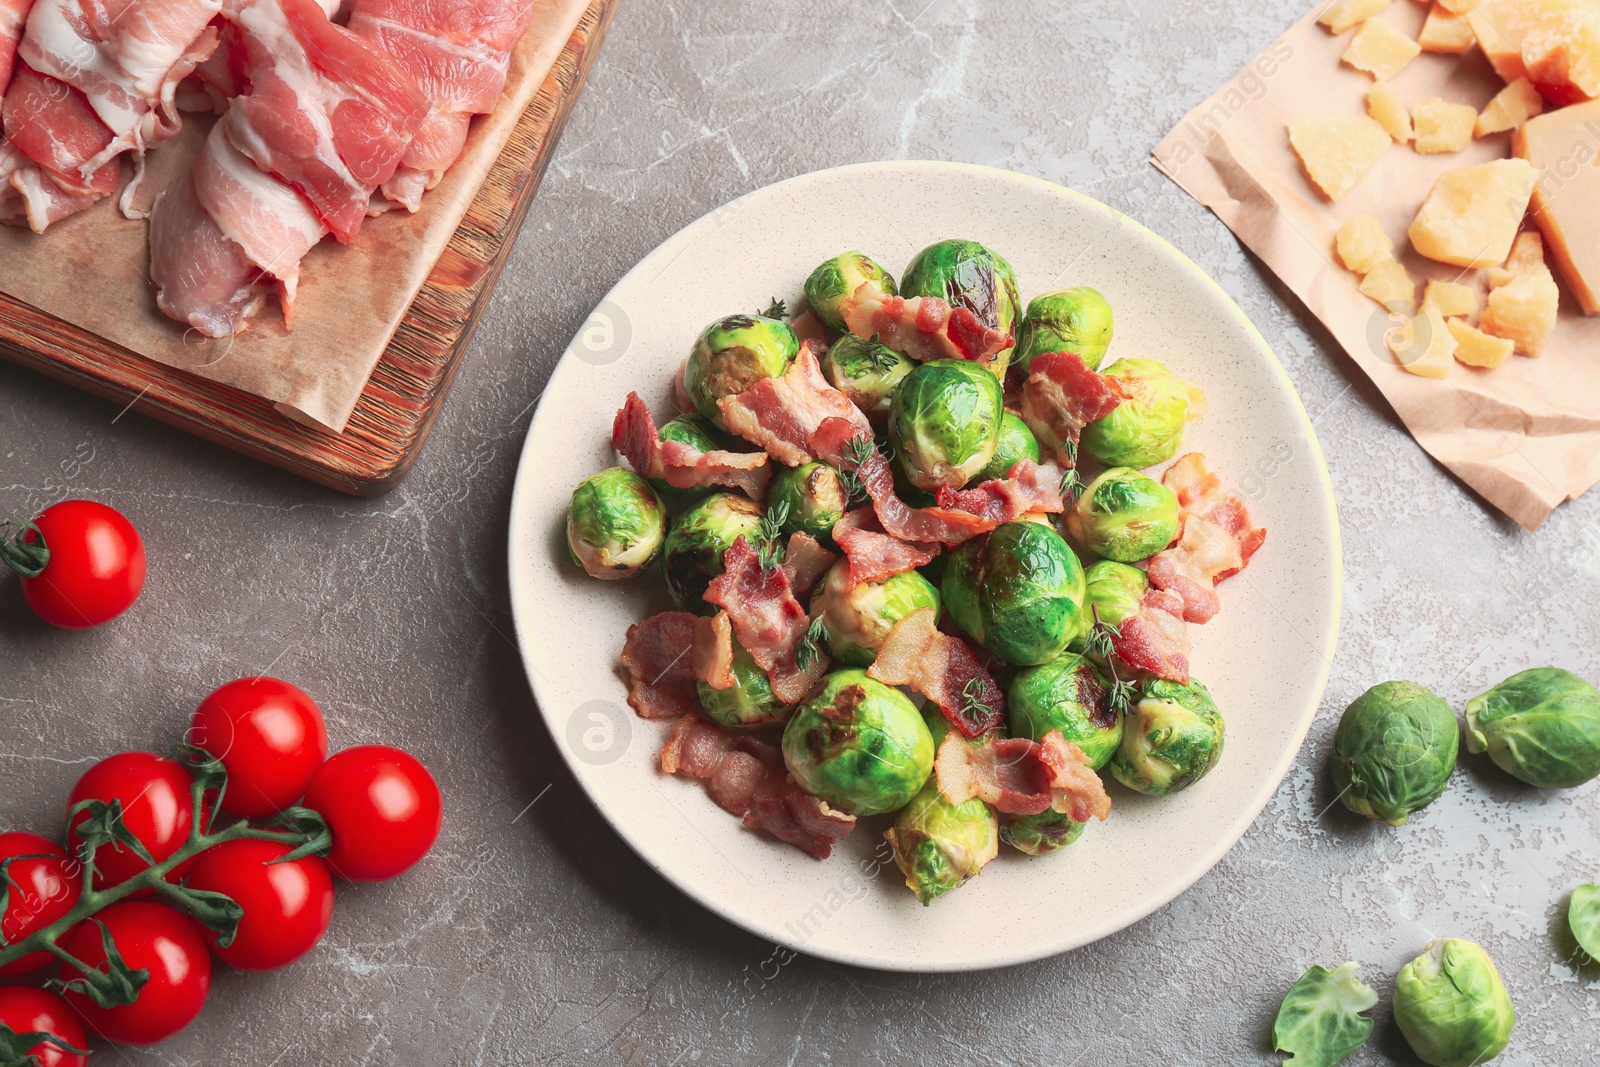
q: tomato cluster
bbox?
[0,678,442,1054]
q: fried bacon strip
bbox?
[933,457,1067,522]
[1109,588,1191,684]
[612,391,771,501]
[831,508,941,587]
[780,531,836,599]
[839,282,1013,366]
[867,608,1003,738]
[1146,453,1266,624]
[692,611,735,691]
[704,538,826,705]
[934,730,1111,820]
[1019,350,1125,465]
[854,450,994,545]
[620,612,701,720]
[744,781,857,860]
[716,343,872,467]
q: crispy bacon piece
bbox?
[831,508,941,587]
[867,608,1003,738]
[743,781,857,860]
[611,391,771,501]
[1162,452,1267,577]
[780,531,836,599]
[854,450,994,545]
[839,282,1013,366]
[716,345,872,467]
[1019,351,1125,465]
[934,730,1111,820]
[620,612,701,720]
[934,458,1067,523]
[692,612,735,691]
[1146,453,1267,623]
[704,538,826,705]
[1110,588,1191,684]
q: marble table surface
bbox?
[3,0,1597,1062]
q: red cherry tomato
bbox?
[303,746,442,882]
[65,754,196,892]
[0,832,83,979]
[185,838,334,971]
[59,901,211,1045]
[0,985,89,1067]
[191,678,329,818]
[6,500,145,629]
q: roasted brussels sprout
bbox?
[809,560,940,667]
[999,811,1085,856]
[1394,939,1515,1067]
[972,411,1042,483]
[1080,358,1205,469]
[805,252,897,334]
[1013,286,1114,374]
[781,670,934,816]
[885,716,998,905]
[767,462,848,541]
[661,492,763,611]
[1571,883,1600,961]
[698,636,787,728]
[648,413,725,502]
[822,334,914,423]
[1331,681,1458,826]
[1007,654,1122,770]
[1271,962,1379,1067]
[1080,560,1149,630]
[683,314,799,429]
[900,239,1021,374]
[943,520,1087,666]
[566,468,667,580]
[1110,677,1225,795]
[889,359,1004,491]
[1064,467,1180,564]
[1464,668,1600,788]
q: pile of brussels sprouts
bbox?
[1267,667,1600,1065]
[565,237,1222,906]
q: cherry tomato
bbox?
[59,901,210,1045]
[303,746,442,882]
[185,838,334,971]
[0,985,89,1067]
[190,677,329,818]
[65,754,196,892]
[0,832,83,979]
[5,500,145,629]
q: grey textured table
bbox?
[4,1,1598,1063]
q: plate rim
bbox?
[507,159,1343,972]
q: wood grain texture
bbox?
[0,0,620,496]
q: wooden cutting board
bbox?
[0,0,620,496]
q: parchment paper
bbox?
[0,0,591,433]
[1154,2,1600,530]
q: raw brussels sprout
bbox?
[1109,677,1225,795]
[698,636,787,728]
[1464,667,1600,788]
[1007,654,1122,770]
[1271,962,1379,1067]
[809,560,940,667]
[822,334,914,423]
[683,314,799,429]
[1080,560,1149,629]
[805,251,897,334]
[972,411,1042,483]
[1394,939,1515,1067]
[1571,883,1600,961]
[1064,467,1180,564]
[1013,286,1114,374]
[885,771,998,905]
[943,520,1087,666]
[1080,358,1205,469]
[999,811,1085,856]
[781,670,934,816]
[566,468,667,580]
[889,359,1004,491]
[648,413,725,502]
[767,462,847,541]
[661,492,763,611]
[1331,681,1458,826]
[900,239,1021,374]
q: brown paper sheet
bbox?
[1153,2,1600,530]
[0,0,590,433]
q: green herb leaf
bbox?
[0,521,49,579]
[757,500,792,572]
[52,919,150,1010]
[760,298,788,320]
[864,335,901,372]
[959,678,992,727]
[795,617,828,673]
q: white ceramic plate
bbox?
[508,161,1341,972]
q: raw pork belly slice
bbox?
[0,0,39,223]
[1,62,122,230]
[347,0,533,211]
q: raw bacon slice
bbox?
[716,344,872,468]
[2,62,122,229]
[743,781,856,860]
[1109,588,1191,684]
[611,391,771,501]
[853,449,994,545]
[0,0,30,222]
[934,730,1111,820]
[933,458,1067,523]
[831,508,940,587]
[780,531,836,599]
[149,172,272,335]
[620,611,701,721]
[704,538,826,705]
[1019,350,1125,465]
[1146,453,1266,624]
[347,0,533,212]
[867,607,1003,738]
[692,612,734,691]
[839,282,1013,366]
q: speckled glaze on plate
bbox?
[507,161,1341,972]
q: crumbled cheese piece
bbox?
[1476,78,1545,136]
[1412,98,1478,153]
[1448,319,1516,368]
[1516,98,1600,313]
[1388,304,1457,377]
[1367,83,1413,142]
[1361,258,1418,311]
[1320,0,1392,34]
[1287,116,1392,201]
[1419,4,1475,53]
[1343,19,1423,80]
[1423,279,1479,318]
[1408,159,1537,268]
[1336,215,1396,273]
[1481,232,1560,355]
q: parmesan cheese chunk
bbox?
[1408,159,1537,268]
[1515,97,1600,313]
[1336,215,1396,274]
[1343,19,1423,80]
[1419,4,1475,53]
[1448,319,1516,368]
[1482,232,1560,355]
[1367,83,1413,142]
[1423,279,1479,318]
[1476,78,1545,136]
[1412,98,1478,153]
[1361,259,1417,311]
[1388,304,1456,378]
[1287,117,1392,201]
[1319,0,1391,34]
